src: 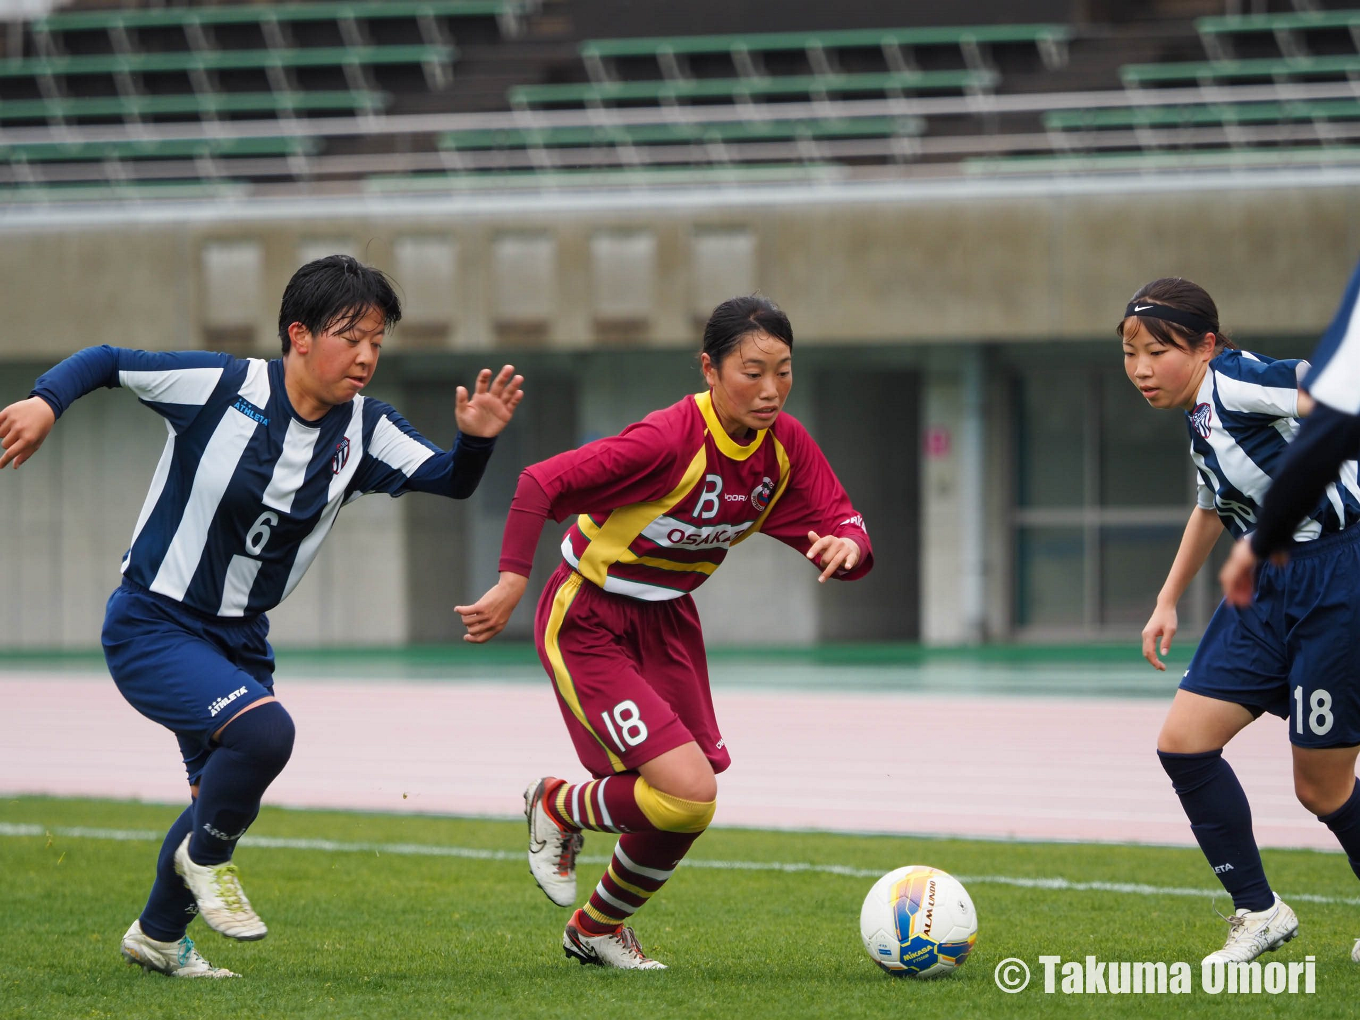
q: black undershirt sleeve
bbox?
[1250,402,1360,558]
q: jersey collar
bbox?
[694,389,767,461]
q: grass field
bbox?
[4,796,1360,1019]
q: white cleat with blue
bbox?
[120,919,239,978]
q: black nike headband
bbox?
[1124,300,1215,336]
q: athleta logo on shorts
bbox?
[1190,402,1213,439]
[208,686,249,717]
[201,821,248,842]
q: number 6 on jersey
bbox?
[601,699,648,751]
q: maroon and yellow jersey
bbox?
[523,390,872,601]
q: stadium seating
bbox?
[1197,10,1360,61]
[3,1,1359,196]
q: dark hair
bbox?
[1116,277,1236,354]
[278,254,401,355]
[701,295,793,367]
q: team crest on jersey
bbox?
[332,437,351,475]
[1190,402,1213,439]
[750,476,775,512]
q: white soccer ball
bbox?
[859,865,978,977]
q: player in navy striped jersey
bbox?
[1124,276,1360,967]
[0,254,523,978]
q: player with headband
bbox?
[1123,275,1360,966]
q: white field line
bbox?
[4,822,1359,908]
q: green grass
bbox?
[2,796,1358,1018]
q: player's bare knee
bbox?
[1293,772,1345,816]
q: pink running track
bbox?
[0,675,1332,850]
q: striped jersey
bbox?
[1188,348,1360,541]
[32,345,494,617]
[525,390,872,601]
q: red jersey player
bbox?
[456,296,873,969]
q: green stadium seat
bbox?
[510,69,997,107]
[580,24,1071,78]
[0,45,456,79]
[438,116,925,150]
[0,91,390,124]
[0,135,321,163]
[1121,55,1360,87]
[31,2,526,33]
[1044,99,1360,132]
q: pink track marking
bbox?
[0,675,1331,850]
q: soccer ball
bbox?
[859,865,978,977]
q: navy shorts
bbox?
[102,580,276,784]
[1183,526,1360,749]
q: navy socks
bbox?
[137,804,197,942]
[1158,748,1274,912]
[1318,779,1360,882]
[189,701,295,866]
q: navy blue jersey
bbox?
[1188,348,1360,541]
[33,346,494,617]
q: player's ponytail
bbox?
[1117,277,1236,355]
[701,295,793,367]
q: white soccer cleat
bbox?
[1203,894,1299,965]
[525,777,583,908]
[120,919,239,978]
[563,912,667,970]
[1351,937,1360,963]
[173,833,268,941]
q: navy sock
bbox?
[138,803,197,942]
[190,701,295,865]
[1318,779,1360,882]
[1158,749,1274,912]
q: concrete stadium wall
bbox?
[2,171,1358,647]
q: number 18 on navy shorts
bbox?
[1182,527,1360,749]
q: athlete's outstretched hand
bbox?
[0,396,56,470]
[806,531,860,582]
[1220,537,1263,608]
[455,571,529,643]
[456,365,524,438]
[1141,603,1178,671]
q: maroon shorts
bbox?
[534,563,730,779]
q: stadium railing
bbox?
[438,116,925,150]
[966,144,1360,174]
